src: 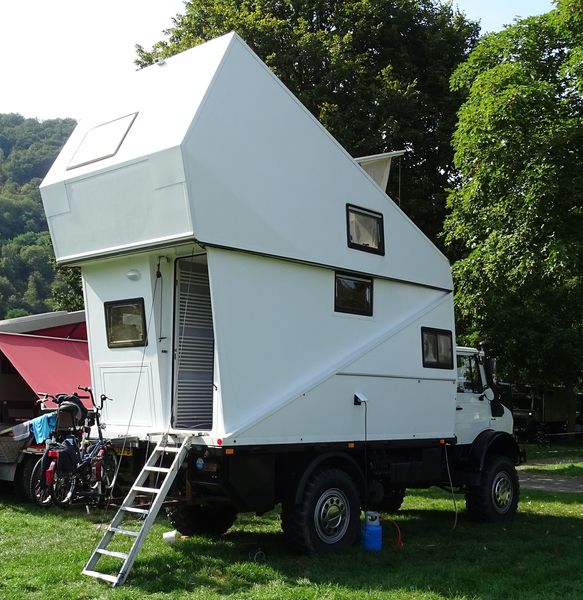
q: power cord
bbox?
[443,443,458,530]
[354,394,368,513]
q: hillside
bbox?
[0,113,80,319]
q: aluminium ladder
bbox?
[82,434,192,587]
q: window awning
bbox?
[0,332,90,408]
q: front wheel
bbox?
[281,467,360,554]
[465,455,519,522]
[29,458,53,508]
[100,447,118,491]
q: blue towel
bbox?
[30,412,57,443]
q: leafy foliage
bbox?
[445,1,583,418]
[136,0,479,245]
[0,113,77,318]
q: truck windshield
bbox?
[457,355,482,394]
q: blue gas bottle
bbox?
[361,511,382,552]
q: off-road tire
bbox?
[379,488,406,513]
[166,504,237,536]
[465,455,519,522]
[281,467,360,554]
[29,458,52,508]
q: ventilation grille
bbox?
[174,259,214,430]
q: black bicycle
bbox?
[31,387,117,508]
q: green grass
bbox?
[522,442,583,462]
[521,462,583,478]
[1,484,582,600]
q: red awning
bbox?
[0,332,90,408]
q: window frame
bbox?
[104,297,148,349]
[421,327,453,370]
[346,203,385,256]
[334,272,374,317]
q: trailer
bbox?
[0,311,90,497]
[39,33,519,584]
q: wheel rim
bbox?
[491,471,513,513]
[313,487,350,544]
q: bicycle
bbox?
[31,388,117,509]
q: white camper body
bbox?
[41,33,455,447]
[41,34,519,560]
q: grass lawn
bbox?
[1,484,582,600]
[521,442,583,463]
[520,462,583,478]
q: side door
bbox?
[454,353,491,444]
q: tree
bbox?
[0,113,78,318]
[444,0,583,430]
[136,0,479,245]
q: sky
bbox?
[0,0,555,121]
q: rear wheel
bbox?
[465,455,519,522]
[166,504,237,536]
[52,471,76,508]
[29,458,52,508]
[281,467,360,554]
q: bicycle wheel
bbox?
[101,446,118,491]
[52,471,76,508]
[30,458,53,508]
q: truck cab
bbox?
[455,346,513,445]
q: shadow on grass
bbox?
[3,483,582,599]
[124,501,583,599]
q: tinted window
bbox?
[335,273,373,316]
[422,327,453,369]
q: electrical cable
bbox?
[443,443,458,531]
[384,517,403,548]
[363,399,368,514]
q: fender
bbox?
[293,451,365,504]
[469,429,520,471]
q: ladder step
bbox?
[156,446,181,453]
[109,527,140,537]
[122,506,149,515]
[83,436,191,587]
[133,486,161,494]
[82,569,118,584]
[97,549,128,560]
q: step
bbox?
[122,506,149,515]
[156,446,181,454]
[144,466,171,473]
[132,486,161,494]
[109,527,140,537]
[82,569,118,584]
[97,549,128,560]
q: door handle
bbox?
[456,406,463,411]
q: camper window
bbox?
[346,204,385,255]
[335,273,373,316]
[105,298,147,348]
[422,328,453,369]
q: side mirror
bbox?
[481,388,495,402]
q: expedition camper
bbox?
[40,33,520,585]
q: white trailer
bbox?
[40,33,519,557]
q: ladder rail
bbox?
[82,434,191,587]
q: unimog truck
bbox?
[40,33,520,555]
